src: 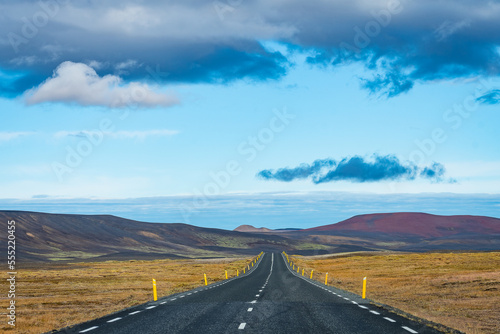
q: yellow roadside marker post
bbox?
[237,269,239,277]
[325,273,328,286]
[297,267,299,273]
[204,273,208,286]
[225,270,228,279]
[244,268,246,274]
[152,278,158,301]
[310,270,314,279]
[302,269,304,276]
[362,277,367,299]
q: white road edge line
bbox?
[107,317,121,323]
[79,326,99,333]
[238,323,246,329]
[402,326,418,333]
[282,252,370,313]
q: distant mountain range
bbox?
[2,211,499,264]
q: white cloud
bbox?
[115,59,138,72]
[25,61,179,108]
[54,129,179,140]
[0,131,35,142]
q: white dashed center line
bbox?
[129,311,141,315]
[238,323,246,329]
[370,310,380,315]
[402,326,418,333]
[248,308,253,312]
[384,317,396,323]
[79,326,99,333]
[146,306,156,309]
[107,317,121,323]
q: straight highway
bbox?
[58,252,444,334]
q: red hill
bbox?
[305,212,500,238]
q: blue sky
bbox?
[1,0,499,228]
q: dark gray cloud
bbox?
[476,89,500,105]
[1,0,500,97]
[257,155,448,183]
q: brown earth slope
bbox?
[0,211,297,263]
[234,225,273,233]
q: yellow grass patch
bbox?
[290,252,500,334]
[1,256,258,334]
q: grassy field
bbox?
[1,255,258,334]
[289,252,500,334]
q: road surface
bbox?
[58,252,445,334]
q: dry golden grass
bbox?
[290,252,500,334]
[1,255,259,334]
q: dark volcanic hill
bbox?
[0,211,299,263]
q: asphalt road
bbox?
[58,252,445,334]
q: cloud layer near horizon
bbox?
[1,0,500,98]
[257,155,448,183]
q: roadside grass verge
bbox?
[1,255,258,334]
[290,252,500,334]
